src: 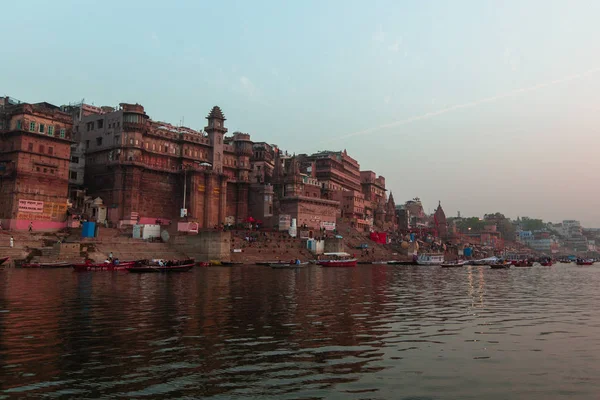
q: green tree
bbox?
[521,217,545,231]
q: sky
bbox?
[2,0,600,226]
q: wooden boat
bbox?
[220,261,243,266]
[576,260,594,266]
[540,261,553,267]
[0,256,9,266]
[490,263,511,269]
[19,261,72,268]
[127,259,195,273]
[72,261,136,271]
[318,252,357,267]
[417,253,444,266]
[513,260,534,267]
[196,261,210,267]
[440,260,467,268]
[270,262,308,269]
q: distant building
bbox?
[0,97,73,230]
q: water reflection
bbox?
[1,265,600,399]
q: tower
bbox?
[204,106,227,173]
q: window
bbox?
[43,168,47,173]
[152,144,156,150]
[48,147,53,155]
[39,124,45,133]
[96,137,102,146]
[29,121,36,131]
[36,167,40,172]
[28,143,33,151]
[85,140,90,149]
[70,171,78,180]
[135,140,139,146]
[48,126,54,136]
[16,120,22,130]
[145,142,148,149]
[60,128,66,138]
[129,138,133,145]
[39,145,45,153]
[71,156,79,164]
[97,119,104,128]
[115,135,120,144]
[51,169,55,174]
[194,151,198,157]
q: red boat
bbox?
[0,256,9,266]
[72,260,136,271]
[196,261,210,267]
[576,260,594,266]
[127,259,195,273]
[513,260,534,267]
[540,261,553,266]
[19,261,72,268]
[317,252,357,267]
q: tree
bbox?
[521,217,545,231]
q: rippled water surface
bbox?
[2,265,600,399]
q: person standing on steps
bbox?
[28,222,33,233]
[10,236,14,248]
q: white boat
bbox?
[417,253,444,266]
[440,260,467,268]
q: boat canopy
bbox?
[475,256,499,262]
[323,252,351,256]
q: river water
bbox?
[1,265,599,399]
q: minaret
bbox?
[204,106,227,172]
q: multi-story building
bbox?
[299,149,362,196]
[0,97,73,230]
[273,153,339,231]
[250,141,275,184]
[360,170,387,225]
[76,103,253,228]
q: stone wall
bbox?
[324,237,344,253]
[173,231,231,262]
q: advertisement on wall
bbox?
[17,200,68,222]
[320,221,336,231]
[18,199,44,213]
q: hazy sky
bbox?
[3,1,600,225]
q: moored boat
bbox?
[72,260,136,271]
[196,261,210,267]
[18,261,72,268]
[513,260,534,267]
[540,261,553,267]
[441,260,466,268]
[575,259,594,266]
[270,262,308,269]
[127,259,195,273]
[417,253,444,266]
[317,252,357,267]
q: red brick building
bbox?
[273,154,339,231]
[0,97,73,230]
[78,104,252,228]
[299,149,362,196]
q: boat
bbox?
[196,261,210,267]
[127,259,195,273]
[0,256,9,266]
[270,262,309,269]
[513,260,534,267]
[317,252,358,267]
[473,257,499,266]
[18,261,72,268]
[256,261,287,266]
[575,259,594,266]
[440,260,466,268]
[540,261,553,267]
[416,253,444,266]
[221,261,243,266]
[371,261,389,265]
[490,263,511,269]
[72,260,136,271]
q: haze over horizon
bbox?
[3,0,600,226]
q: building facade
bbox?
[0,98,73,230]
[76,104,252,228]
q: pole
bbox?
[183,167,187,211]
